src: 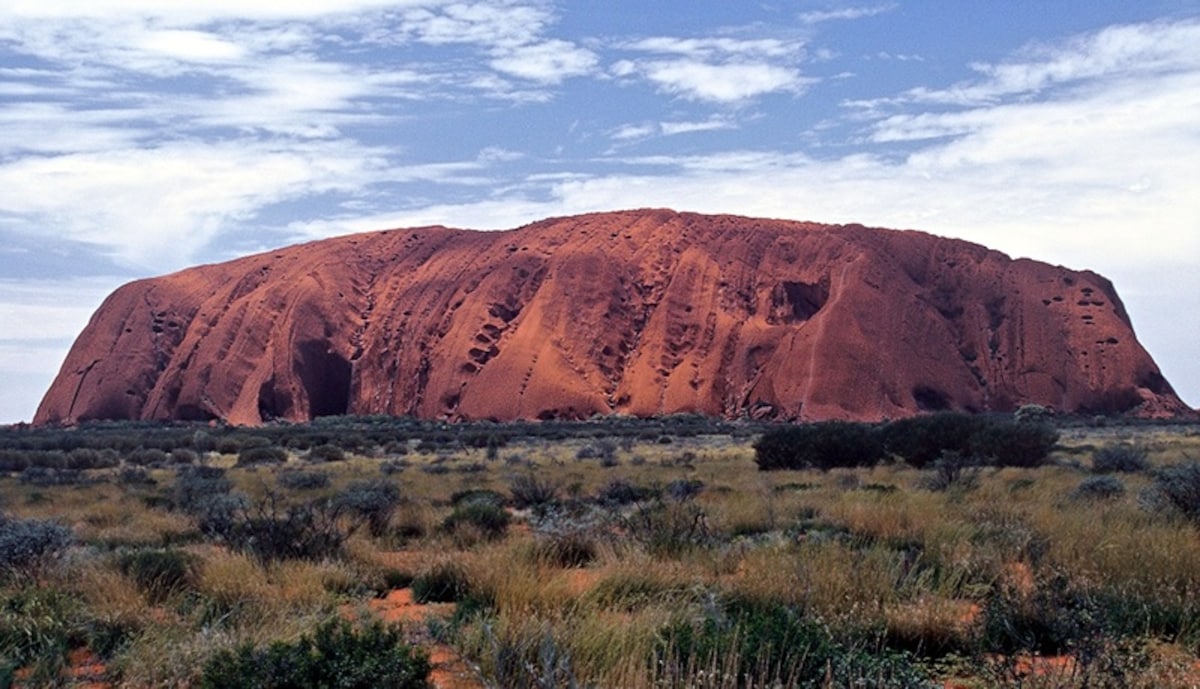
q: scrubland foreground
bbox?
[2,413,1200,688]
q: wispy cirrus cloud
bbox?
[854,18,1200,109]
[797,4,895,25]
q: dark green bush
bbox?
[881,413,1058,469]
[442,501,510,540]
[199,618,429,689]
[276,469,330,491]
[753,422,884,471]
[970,420,1058,468]
[596,478,657,506]
[118,466,156,485]
[880,413,987,468]
[236,445,288,466]
[1092,443,1150,474]
[18,466,84,486]
[169,448,199,465]
[127,447,169,466]
[305,444,346,463]
[116,548,197,602]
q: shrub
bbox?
[169,448,199,465]
[19,466,84,486]
[921,451,980,492]
[970,420,1058,468]
[442,501,510,540]
[235,445,288,466]
[116,548,198,602]
[305,444,346,463]
[0,515,72,579]
[881,413,986,468]
[623,499,711,557]
[334,481,401,537]
[412,561,471,603]
[118,466,156,485]
[67,447,117,470]
[1072,475,1126,501]
[276,469,331,491]
[450,489,506,508]
[1148,461,1200,524]
[665,478,705,502]
[127,447,169,466]
[191,493,249,538]
[1092,443,1150,474]
[596,478,656,506]
[576,440,618,464]
[199,618,429,689]
[223,497,345,562]
[509,473,559,510]
[172,465,233,512]
[753,422,884,471]
[380,459,409,475]
[1014,404,1053,424]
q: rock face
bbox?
[35,209,1190,425]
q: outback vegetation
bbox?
[1,412,1199,687]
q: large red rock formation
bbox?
[35,209,1190,425]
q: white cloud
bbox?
[490,39,598,83]
[625,36,800,60]
[609,116,734,142]
[878,19,1200,107]
[660,117,735,136]
[797,5,895,25]
[137,29,246,62]
[395,2,551,49]
[0,140,399,270]
[638,60,806,102]
[613,33,808,103]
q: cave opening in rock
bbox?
[296,340,352,418]
[773,280,829,323]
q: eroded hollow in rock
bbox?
[295,340,351,418]
[770,280,828,324]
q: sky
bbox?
[1,1,1197,423]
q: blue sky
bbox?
[1,1,1197,423]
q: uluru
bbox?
[34,209,1190,426]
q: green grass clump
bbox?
[658,597,929,688]
[199,618,429,689]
